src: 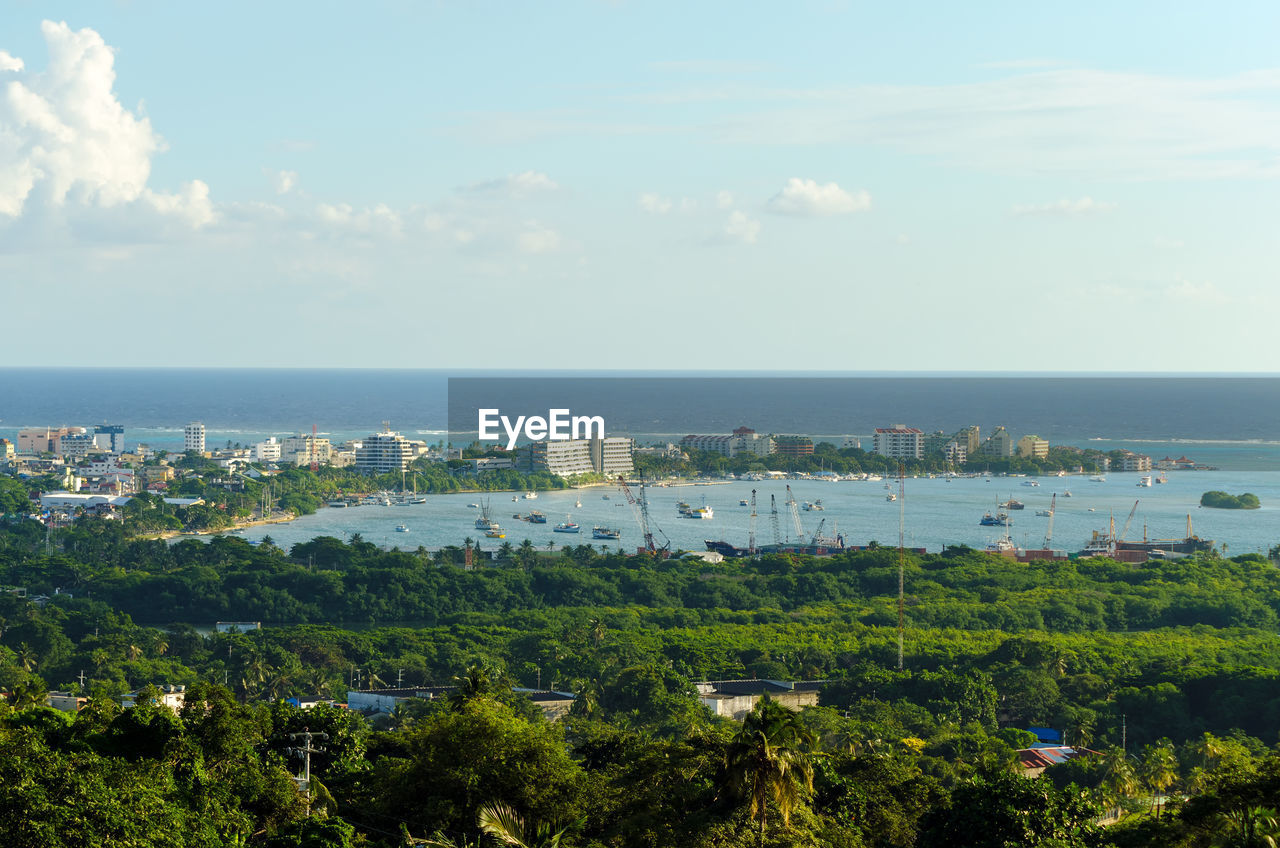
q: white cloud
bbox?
[315,202,403,237]
[767,178,871,216]
[716,190,735,210]
[0,21,213,228]
[722,210,760,244]
[268,169,299,194]
[638,193,673,214]
[1166,276,1227,304]
[518,221,561,253]
[460,171,558,196]
[1012,197,1116,216]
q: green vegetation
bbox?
[1200,491,1262,510]
[3,517,1280,845]
[636,441,1108,479]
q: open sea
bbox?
[2,369,1277,555]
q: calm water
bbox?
[226,471,1280,557]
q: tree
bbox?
[921,768,1103,847]
[1140,739,1180,818]
[724,696,817,848]
[477,800,577,848]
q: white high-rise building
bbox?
[872,426,924,460]
[184,422,206,453]
[355,429,414,472]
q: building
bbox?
[1017,435,1050,460]
[121,684,186,711]
[872,426,924,460]
[346,686,574,722]
[955,425,981,455]
[253,437,282,463]
[57,433,99,459]
[0,439,15,462]
[680,427,776,458]
[1116,450,1152,472]
[943,440,968,465]
[590,437,635,477]
[94,425,125,453]
[975,426,1014,459]
[841,436,861,450]
[47,691,88,712]
[281,434,332,466]
[773,436,814,458]
[17,427,88,455]
[184,422,206,453]
[696,679,825,721]
[521,437,634,478]
[355,429,415,473]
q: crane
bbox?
[617,476,668,554]
[1043,493,1057,550]
[785,485,805,543]
[769,494,782,547]
[809,517,827,547]
[748,489,758,555]
[1119,500,1140,543]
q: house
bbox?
[122,684,187,711]
[345,685,575,721]
[696,679,825,720]
[1016,745,1100,778]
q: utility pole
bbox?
[287,727,329,816]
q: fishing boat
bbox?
[684,505,713,519]
[554,520,580,533]
[1137,475,1152,487]
[527,511,547,524]
[999,499,1025,510]
[484,527,505,539]
[394,524,409,532]
[592,527,621,540]
[475,499,498,530]
[979,511,1011,526]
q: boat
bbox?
[676,500,692,515]
[1090,475,1107,482]
[739,499,749,506]
[575,498,582,508]
[1062,490,1072,498]
[524,492,537,500]
[592,527,621,540]
[327,500,349,508]
[409,496,426,504]
[1155,472,1169,484]
[554,521,580,533]
[802,500,825,511]
[979,511,1011,526]
[986,533,1017,555]
[684,505,713,519]
[467,503,480,508]
[527,511,547,524]
[601,495,610,500]
[1035,508,1053,517]
[1022,480,1041,487]
[394,524,409,532]
[885,493,897,502]
[484,527,505,539]
[999,499,1025,510]
[475,499,499,530]
[1137,475,1152,487]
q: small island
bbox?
[1200,491,1262,510]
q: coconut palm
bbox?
[1099,748,1142,820]
[1139,739,1180,818]
[477,801,575,848]
[450,663,495,709]
[724,696,817,848]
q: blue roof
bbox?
[1027,726,1061,742]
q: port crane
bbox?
[1119,500,1140,544]
[617,476,668,555]
[769,494,782,548]
[1043,493,1057,550]
[785,485,805,543]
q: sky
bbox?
[2,1,1279,371]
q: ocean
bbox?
[2,369,1278,468]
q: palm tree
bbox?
[1099,748,1142,820]
[477,801,575,848]
[450,663,495,709]
[587,617,606,648]
[724,696,816,848]
[1139,739,1179,818]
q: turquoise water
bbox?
[226,471,1280,557]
